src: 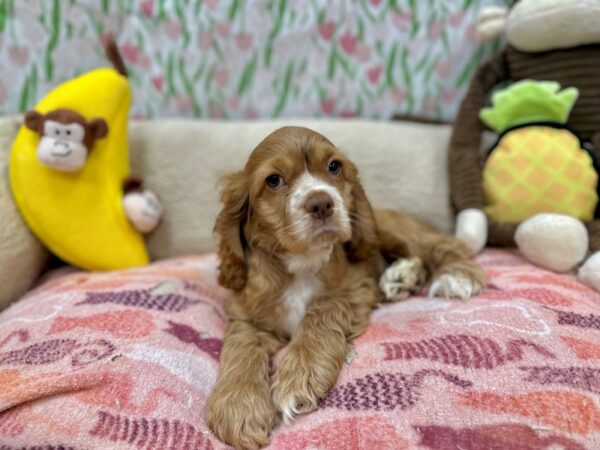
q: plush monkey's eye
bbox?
[265,174,285,190]
[328,160,342,176]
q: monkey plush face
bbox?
[24,109,108,172]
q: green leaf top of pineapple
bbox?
[479,80,579,133]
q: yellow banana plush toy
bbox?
[9,40,162,270]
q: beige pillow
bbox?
[0,116,49,310]
[129,119,454,260]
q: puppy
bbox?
[206,126,484,449]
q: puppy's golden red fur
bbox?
[206,126,484,449]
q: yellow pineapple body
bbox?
[483,125,598,223]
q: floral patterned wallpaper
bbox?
[0,0,507,120]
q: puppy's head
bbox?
[215,126,378,291]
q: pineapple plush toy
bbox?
[449,0,600,291]
[480,80,598,272]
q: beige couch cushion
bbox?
[129,120,454,260]
[0,117,454,308]
[0,116,49,310]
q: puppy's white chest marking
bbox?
[281,272,324,336]
[280,248,331,336]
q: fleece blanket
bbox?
[0,249,598,449]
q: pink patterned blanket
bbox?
[0,249,599,449]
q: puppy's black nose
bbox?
[304,192,334,220]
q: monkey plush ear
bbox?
[24,110,45,134]
[88,118,109,139]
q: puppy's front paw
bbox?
[379,257,427,301]
[272,347,327,423]
[206,381,279,450]
[428,269,484,300]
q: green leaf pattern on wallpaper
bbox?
[0,0,508,120]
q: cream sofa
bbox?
[2,117,595,449]
[0,116,455,310]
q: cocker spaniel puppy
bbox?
[206,126,484,449]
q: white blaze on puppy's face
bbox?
[37,120,88,171]
[288,172,351,249]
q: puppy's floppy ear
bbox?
[214,171,250,291]
[346,165,379,262]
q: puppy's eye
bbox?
[54,129,60,136]
[265,174,284,190]
[66,129,71,136]
[328,160,342,176]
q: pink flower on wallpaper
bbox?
[0,82,7,105]
[449,11,465,27]
[436,59,452,79]
[121,43,140,64]
[235,32,253,51]
[369,0,383,7]
[356,44,371,62]
[139,55,152,71]
[99,33,113,48]
[226,96,240,109]
[152,76,164,92]
[318,22,335,41]
[367,66,383,84]
[173,95,193,114]
[428,22,443,41]
[340,108,358,118]
[466,24,479,43]
[8,46,29,67]
[321,98,335,115]
[390,87,407,104]
[210,105,224,118]
[423,98,438,116]
[216,21,231,37]
[199,32,213,50]
[339,32,357,55]
[140,0,154,18]
[245,107,259,119]
[214,68,229,87]
[392,10,412,32]
[443,89,459,102]
[205,0,219,11]
[164,21,182,40]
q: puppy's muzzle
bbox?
[304,192,334,221]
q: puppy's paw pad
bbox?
[428,272,483,300]
[379,257,426,301]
